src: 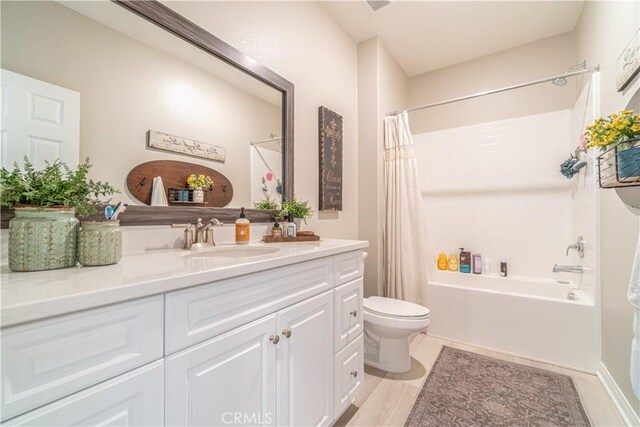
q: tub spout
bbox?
[553,264,583,274]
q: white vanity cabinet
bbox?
[1,248,365,426]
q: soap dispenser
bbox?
[459,248,471,273]
[235,207,250,245]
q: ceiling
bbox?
[322,1,585,77]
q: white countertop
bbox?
[0,239,368,328]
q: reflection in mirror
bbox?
[1,0,283,209]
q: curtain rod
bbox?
[251,136,281,146]
[386,65,600,116]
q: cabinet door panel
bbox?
[166,314,277,426]
[334,278,363,352]
[5,361,163,426]
[334,335,364,419]
[277,291,333,427]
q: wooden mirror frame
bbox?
[113,0,294,224]
[1,0,294,227]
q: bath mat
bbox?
[405,346,591,427]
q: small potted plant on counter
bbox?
[586,109,640,183]
[0,157,117,272]
[253,195,280,211]
[281,195,313,230]
[187,174,214,203]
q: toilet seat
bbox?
[364,296,430,320]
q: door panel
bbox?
[277,291,334,427]
[1,68,79,169]
[166,314,277,426]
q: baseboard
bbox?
[597,361,640,427]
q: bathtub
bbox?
[427,270,598,371]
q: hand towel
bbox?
[151,176,168,206]
[628,232,640,399]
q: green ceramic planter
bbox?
[77,221,122,267]
[9,207,79,272]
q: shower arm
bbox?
[386,64,600,117]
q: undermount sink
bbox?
[182,246,280,259]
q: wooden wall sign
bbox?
[126,160,233,207]
[318,106,343,211]
[148,130,226,162]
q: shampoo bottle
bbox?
[235,207,250,245]
[459,248,471,273]
[437,252,448,270]
[472,253,482,274]
[447,251,459,272]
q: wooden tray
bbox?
[263,235,320,243]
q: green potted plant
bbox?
[281,195,313,230]
[0,157,117,272]
[586,109,640,180]
[253,195,280,211]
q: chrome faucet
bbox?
[566,236,585,258]
[195,218,224,246]
[553,264,584,274]
[172,218,223,250]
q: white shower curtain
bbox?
[383,112,429,305]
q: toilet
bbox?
[363,296,430,373]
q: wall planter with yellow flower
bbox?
[586,109,640,187]
[187,174,214,203]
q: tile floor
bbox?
[336,334,626,427]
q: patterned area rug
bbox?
[405,346,591,427]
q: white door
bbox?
[5,361,163,426]
[165,314,278,426]
[0,69,80,170]
[277,291,334,427]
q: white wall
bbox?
[414,110,574,280]
[162,1,359,239]
[1,1,281,208]
[357,38,408,297]
[575,0,640,419]
[408,32,577,134]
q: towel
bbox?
[150,176,168,206]
[628,232,640,399]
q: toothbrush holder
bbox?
[77,221,122,267]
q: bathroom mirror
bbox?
[0,0,294,225]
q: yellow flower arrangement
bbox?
[585,109,640,151]
[186,174,214,189]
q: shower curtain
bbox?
[383,112,429,305]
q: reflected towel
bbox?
[151,176,168,206]
[629,232,640,399]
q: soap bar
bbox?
[297,231,315,236]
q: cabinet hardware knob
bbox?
[350,310,358,317]
[351,370,358,378]
[282,328,292,338]
[269,335,280,344]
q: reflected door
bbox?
[1,69,79,170]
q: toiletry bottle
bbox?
[472,253,482,274]
[272,218,282,238]
[500,261,508,277]
[459,248,471,273]
[437,252,448,270]
[235,207,250,245]
[447,251,459,272]
[483,259,491,276]
[287,214,297,237]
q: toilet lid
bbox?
[364,296,430,319]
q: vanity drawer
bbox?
[334,278,363,352]
[334,250,364,285]
[333,334,364,419]
[165,256,334,354]
[1,296,163,421]
[4,360,164,426]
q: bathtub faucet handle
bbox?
[566,236,585,258]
